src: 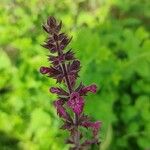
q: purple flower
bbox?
[40,16,101,149]
[53,99,70,120]
[42,16,62,34]
[40,65,64,83]
[64,50,75,61]
[48,55,65,66]
[67,60,80,86]
[81,121,101,137]
[50,87,69,96]
[68,60,80,76]
[80,84,97,95]
[48,50,74,67]
[67,92,84,115]
[81,138,99,147]
[40,66,51,74]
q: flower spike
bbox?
[39,16,101,149]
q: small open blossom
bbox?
[40,16,101,149]
[67,92,84,115]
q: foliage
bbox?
[0,0,150,150]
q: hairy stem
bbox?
[62,63,79,149]
[56,39,80,149]
[75,113,79,148]
[62,63,72,93]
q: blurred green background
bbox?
[0,0,150,150]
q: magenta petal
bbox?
[50,87,61,93]
[67,92,84,115]
[80,84,97,95]
[53,99,64,106]
[50,87,69,96]
[92,121,101,136]
[81,121,101,137]
[53,100,68,119]
[88,84,97,93]
[57,106,68,119]
[40,66,51,74]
